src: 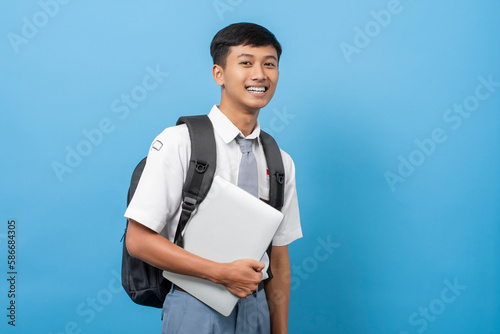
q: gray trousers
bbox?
[161,285,271,334]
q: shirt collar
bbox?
[208,105,261,144]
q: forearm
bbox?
[125,219,263,297]
[125,219,222,283]
[265,246,291,334]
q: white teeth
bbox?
[247,86,266,93]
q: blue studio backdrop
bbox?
[1,1,499,333]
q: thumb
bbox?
[251,260,265,272]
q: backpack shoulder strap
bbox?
[174,115,216,246]
[260,130,285,211]
[260,130,285,280]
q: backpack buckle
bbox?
[182,196,197,213]
[276,172,284,185]
[195,160,208,173]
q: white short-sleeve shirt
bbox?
[124,105,302,278]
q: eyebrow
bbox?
[237,53,278,61]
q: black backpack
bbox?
[121,115,285,308]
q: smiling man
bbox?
[124,23,302,334]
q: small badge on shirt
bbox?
[266,169,270,181]
[152,140,163,151]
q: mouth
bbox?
[246,86,268,94]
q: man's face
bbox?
[215,44,279,113]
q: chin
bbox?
[245,98,272,110]
[246,103,268,112]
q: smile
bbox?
[246,86,267,93]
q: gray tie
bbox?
[236,136,258,197]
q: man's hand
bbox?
[215,259,264,298]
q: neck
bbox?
[218,101,260,137]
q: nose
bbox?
[251,65,267,81]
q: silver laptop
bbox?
[163,175,283,316]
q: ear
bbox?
[212,64,224,86]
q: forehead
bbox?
[226,44,278,61]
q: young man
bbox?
[124,22,302,333]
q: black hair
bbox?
[210,22,282,68]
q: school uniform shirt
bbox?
[124,105,302,279]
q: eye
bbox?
[265,62,276,67]
[240,61,251,66]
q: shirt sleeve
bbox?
[124,125,190,237]
[271,150,303,246]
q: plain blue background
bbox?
[1,0,499,333]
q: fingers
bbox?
[221,259,266,298]
[251,260,265,272]
[233,259,264,274]
[228,282,260,298]
[240,260,263,282]
[231,289,251,298]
